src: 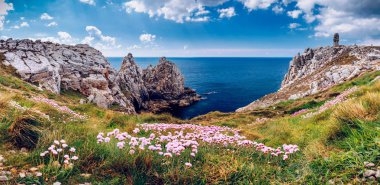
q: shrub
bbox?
[8,116,42,149]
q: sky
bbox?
[0,0,379,57]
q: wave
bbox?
[202,91,218,95]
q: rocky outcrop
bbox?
[143,57,201,112]
[237,45,380,112]
[0,39,200,114]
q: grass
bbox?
[0,65,379,184]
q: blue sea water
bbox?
[108,57,291,119]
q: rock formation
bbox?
[143,57,201,112]
[237,45,380,112]
[0,39,200,114]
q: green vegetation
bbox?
[0,65,379,184]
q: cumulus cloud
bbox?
[123,0,228,23]
[291,0,380,39]
[58,31,72,40]
[287,10,302,19]
[218,7,236,19]
[35,32,75,45]
[79,0,96,6]
[238,0,277,11]
[0,0,14,30]
[40,13,53,20]
[82,26,121,50]
[47,21,58,27]
[272,5,284,14]
[139,33,156,43]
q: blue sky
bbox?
[0,0,379,57]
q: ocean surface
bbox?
[108,57,291,119]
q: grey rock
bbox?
[237,44,380,112]
[0,39,200,114]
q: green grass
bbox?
[0,68,380,184]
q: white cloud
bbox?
[218,7,236,19]
[238,0,277,11]
[288,23,300,29]
[12,21,29,29]
[287,10,302,18]
[40,13,53,20]
[139,33,156,43]
[82,26,120,49]
[0,0,14,30]
[123,0,228,23]
[35,32,75,45]
[270,0,380,41]
[272,5,284,14]
[47,21,58,27]
[313,7,380,38]
[20,22,29,27]
[58,31,72,40]
[79,0,96,6]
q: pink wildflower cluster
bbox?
[303,87,358,118]
[291,109,308,117]
[97,123,300,166]
[32,97,86,120]
[40,139,78,168]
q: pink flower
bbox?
[62,144,68,148]
[71,156,79,160]
[185,162,192,167]
[164,153,172,158]
[129,150,135,155]
[69,147,76,152]
[133,128,140,134]
[283,155,288,160]
[117,142,125,149]
[104,137,111,143]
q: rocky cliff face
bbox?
[0,39,200,114]
[237,45,380,112]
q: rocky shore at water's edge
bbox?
[0,39,201,114]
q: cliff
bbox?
[0,39,200,114]
[237,45,380,112]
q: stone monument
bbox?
[333,33,339,47]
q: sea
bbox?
[108,57,291,119]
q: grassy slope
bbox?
[0,58,379,184]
